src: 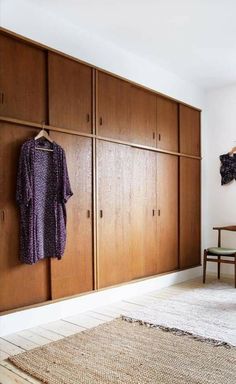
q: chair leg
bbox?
[218,256,221,279]
[203,250,207,284]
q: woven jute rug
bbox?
[9,318,236,384]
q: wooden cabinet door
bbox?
[0,35,47,123]
[179,158,201,268]
[129,87,156,147]
[97,141,132,288]
[156,154,178,273]
[0,123,50,312]
[156,96,178,152]
[97,72,156,146]
[50,132,93,299]
[179,105,201,156]
[130,148,157,279]
[97,72,131,141]
[48,52,92,133]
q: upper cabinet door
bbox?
[179,105,201,156]
[97,72,131,141]
[97,72,156,146]
[156,96,178,152]
[129,86,156,147]
[48,52,92,133]
[0,35,47,123]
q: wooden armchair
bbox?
[203,226,236,287]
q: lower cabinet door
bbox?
[50,131,93,299]
[130,147,158,279]
[156,153,179,273]
[97,141,132,288]
[0,123,50,312]
[179,157,201,268]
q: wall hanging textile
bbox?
[16,137,73,264]
[220,153,236,185]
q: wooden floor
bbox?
[0,276,232,383]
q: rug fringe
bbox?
[121,315,234,349]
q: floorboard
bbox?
[0,339,25,357]
[40,320,84,337]
[0,361,40,383]
[2,335,37,351]
[64,313,106,329]
[0,350,10,362]
[0,365,31,383]
[25,326,64,342]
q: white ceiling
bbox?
[29,1,236,89]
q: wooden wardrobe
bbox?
[0,31,201,313]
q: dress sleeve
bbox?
[61,149,73,203]
[16,143,32,205]
[219,153,233,185]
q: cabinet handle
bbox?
[100,210,103,218]
[158,209,161,216]
[153,132,155,140]
[99,117,103,126]
[152,209,155,216]
[86,113,90,123]
[1,209,5,222]
[87,210,91,218]
[0,92,4,104]
[158,134,161,141]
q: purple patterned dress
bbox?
[16,137,73,264]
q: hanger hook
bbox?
[41,121,45,131]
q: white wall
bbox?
[203,84,236,275]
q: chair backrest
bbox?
[213,226,236,247]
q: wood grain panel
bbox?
[130,148,157,278]
[50,132,93,299]
[97,73,156,146]
[130,86,156,146]
[179,105,200,156]
[0,123,50,312]
[156,95,178,151]
[48,52,92,133]
[179,157,201,268]
[97,141,132,288]
[0,34,47,123]
[97,72,131,140]
[156,153,178,273]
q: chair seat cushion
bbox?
[207,247,236,255]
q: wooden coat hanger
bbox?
[228,140,236,155]
[229,146,236,155]
[35,122,53,152]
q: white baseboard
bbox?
[0,266,202,336]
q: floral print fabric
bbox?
[16,138,73,264]
[220,153,236,185]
